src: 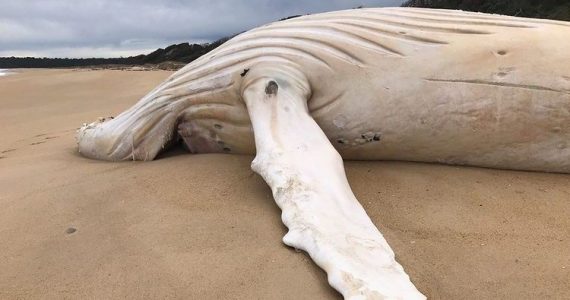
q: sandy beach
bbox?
[1,69,569,299]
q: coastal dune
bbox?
[0,69,569,299]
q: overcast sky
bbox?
[0,0,405,58]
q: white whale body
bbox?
[77,8,570,299]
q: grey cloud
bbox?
[0,0,405,57]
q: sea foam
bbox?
[0,69,12,77]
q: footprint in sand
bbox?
[0,149,17,159]
[28,134,60,146]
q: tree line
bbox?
[401,0,570,21]
[0,37,231,69]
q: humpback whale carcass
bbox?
[77,7,570,299]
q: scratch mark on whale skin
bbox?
[424,78,570,95]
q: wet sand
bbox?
[0,69,568,299]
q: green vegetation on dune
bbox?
[0,38,232,69]
[402,0,570,21]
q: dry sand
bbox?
[0,69,569,299]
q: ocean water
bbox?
[0,69,11,76]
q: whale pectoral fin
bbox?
[242,68,425,299]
